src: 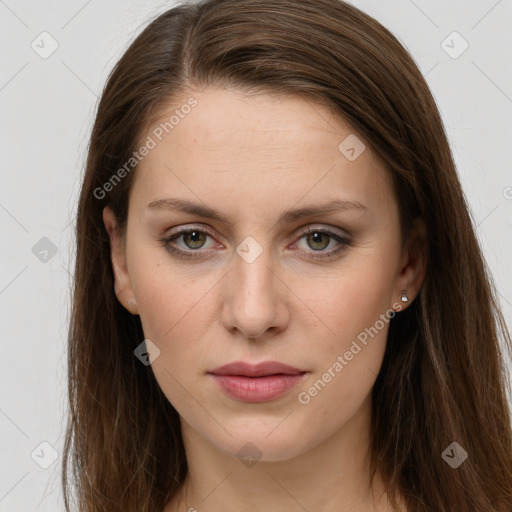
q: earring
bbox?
[127,298,136,306]
[401,290,409,302]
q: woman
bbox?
[62,0,512,510]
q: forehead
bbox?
[131,87,395,219]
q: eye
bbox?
[292,226,351,259]
[158,224,351,260]
[158,225,218,259]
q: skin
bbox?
[103,87,426,512]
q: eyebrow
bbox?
[146,197,367,226]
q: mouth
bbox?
[207,361,308,402]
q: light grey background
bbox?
[1,0,511,510]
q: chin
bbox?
[206,421,314,463]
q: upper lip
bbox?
[208,361,306,377]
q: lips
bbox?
[208,361,306,377]
[208,361,307,402]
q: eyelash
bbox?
[158,225,351,260]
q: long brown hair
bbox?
[62,0,512,510]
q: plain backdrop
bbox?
[0,0,511,510]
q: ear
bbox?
[102,206,138,315]
[393,216,428,311]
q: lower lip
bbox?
[210,373,306,402]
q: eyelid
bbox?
[162,223,349,241]
[163,224,219,245]
[295,224,349,238]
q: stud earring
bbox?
[401,290,409,302]
[127,298,136,306]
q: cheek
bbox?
[298,253,396,350]
[291,258,394,424]
[130,252,221,385]
[130,243,216,341]
[134,267,219,421]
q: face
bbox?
[104,87,425,462]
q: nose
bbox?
[221,244,290,340]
